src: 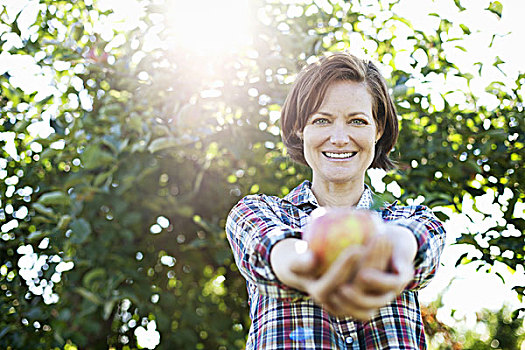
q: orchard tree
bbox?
[0,0,523,348]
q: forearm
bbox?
[385,206,446,290]
[270,238,311,293]
[386,224,417,267]
[226,198,308,299]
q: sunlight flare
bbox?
[167,0,253,54]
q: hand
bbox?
[270,224,417,321]
[270,238,362,297]
[326,224,417,320]
[271,238,378,319]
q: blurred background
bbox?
[0,0,524,348]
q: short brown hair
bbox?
[280,52,398,170]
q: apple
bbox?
[303,207,385,273]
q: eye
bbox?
[312,117,330,125]
[348,118,367,125]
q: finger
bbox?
[313,247,362,299]
[326,246,363,284]
[323,292,377,321]
[360,234,392,272]
[289,250,318,276]
[391,255,415,280]
[320,281,393,319]
[336,284,396,310]
[320,299,341,317]
[356,265,413,294]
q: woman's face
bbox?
[300,80,381,186]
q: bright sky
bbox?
[1,0,524,342]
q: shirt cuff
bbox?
[389,218,429,267]
[253,226,307,300]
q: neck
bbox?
[311,178,365,208]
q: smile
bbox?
[322,151,357,159]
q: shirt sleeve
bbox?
[225,195,307,300]
[383,205,446,290]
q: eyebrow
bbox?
[314,111,372,119]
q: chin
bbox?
[323,174,360,185]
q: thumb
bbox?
[360,234,392,272]
[290,250,317,276]
[321,246,362,285]
[312,247,362,300]
[391,254,415,290]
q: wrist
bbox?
[270,238,311,292]
[387,224,417,263]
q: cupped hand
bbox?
[323,224,417,320]
[270,223,417,321]
[270,238,362,301]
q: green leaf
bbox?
[37,191,70,206]
[0,325,15,339]
[453,0,466,11]
[75,287,103,305]
[434,211,450,222]
[493,55,505,68]
[487,1,503,18]
[71,22,84,41]
[512,286,525,304]
[511,307,524,320]
[148,136,179,153]
[455,252,469,267]
[459,24,471,35]
[93,167,116,187]
[27,230,49,241]
[70,218,92,244]
[83,268,106,287]
[80,144,115,170]
[32,203,56,217]
[103,299,117,320]
[57,215,72,230]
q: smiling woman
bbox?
[299,81,380,193]
[167,0,253,54]
[225,52,447,349]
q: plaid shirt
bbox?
[226,180,446,349]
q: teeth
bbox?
[324,152,356,159]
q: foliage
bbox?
[0,0,523,348]
[422,298,525,350]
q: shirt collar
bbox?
[283,180,319,207]
[284,180,374,209]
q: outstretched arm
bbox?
[270,222,418,321]
[225,195,306,300]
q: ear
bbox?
[296,130,303,140]
[375,126,383,144]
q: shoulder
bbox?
[379,203,436,220]
[232,193,283,210]
[228,193,286,220]
[378,203,445,234]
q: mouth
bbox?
[322,151,357,160]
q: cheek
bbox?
[355,130,377,148]
[302,130,323,150]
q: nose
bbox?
[329,126,350,146]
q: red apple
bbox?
[303,207,380,273]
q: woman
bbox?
[226,52,446,349]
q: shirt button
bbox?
[345,336,353,344]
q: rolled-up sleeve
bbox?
[383,205,446,290]
[225,195,306,300]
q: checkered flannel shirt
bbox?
[226,180,446,349]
